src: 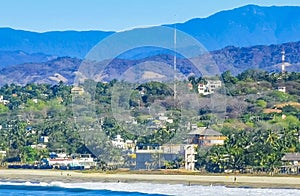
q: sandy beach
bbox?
[1,169,300,189]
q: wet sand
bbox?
[1,169,300,189]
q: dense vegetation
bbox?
[0,69,299,174]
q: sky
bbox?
[1,0,300,32]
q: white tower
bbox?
[281,49,286,73]
[173,27,177,100]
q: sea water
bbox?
[0,180,300,196]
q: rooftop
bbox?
[282,153,300,161]
[188,127,222,136]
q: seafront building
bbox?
[135,144,184,170]
[42,152,96,170]
[184,145,197,170]
[134,127,224,171]
[188,127,226,146]
[281,153,300,174]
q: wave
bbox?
[1,180,300,196]
[0,181,169,195]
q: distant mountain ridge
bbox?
[169,5,300,51]
[1,5,300,60]
[1,40,299,85]
[211,41,300,74]
[0,28,114,59]
[0,50,57,67]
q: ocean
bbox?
[1,180,300,196]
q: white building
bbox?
[198,80,222,95]
[0,95,9,105]
[31,144,47,149]
[40,136,49,143]
[278,86,286,93]
[184,144,197,170]
[47,153,96,169]
[111,135,136,150]
[112,135,125,149]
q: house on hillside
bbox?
[71,86,84,95]
[31,143,47,149]
[277,86,286,93]
[111,135,136,150]
[112,135,125,149]
[0,95,9,105]
[198,80,222,95]
[188,127,226,146]
[40,136,49,143]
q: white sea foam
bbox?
[1,180,300,195]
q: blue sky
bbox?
[1,0,300,32]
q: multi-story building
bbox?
[188,127,226,146]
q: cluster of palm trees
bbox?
[200,116,300,174]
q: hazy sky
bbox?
[1,0,300,32]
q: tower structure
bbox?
[278,49,287,93]
[173,27,177,100]
[281,49,286,73]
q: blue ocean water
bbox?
[1,180,300,196]
[0,185,164,196]
[0,181,167,196]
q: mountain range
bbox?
[1,4,300,61]
[169,5,300,51]
[0,4,300,85]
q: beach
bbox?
[1,169,300,189]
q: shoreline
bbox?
[1,169,300,189]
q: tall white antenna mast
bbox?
[173,26,177,100]
[281,49,285,73]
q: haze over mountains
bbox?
[1,40,299,86]
[2,5,300,60]
[0,4,300,85]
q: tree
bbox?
[221,70,238,85]
[0,104,8,113]
[20,146,39,163]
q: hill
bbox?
[0,57,81,85]
[0,40,299,85]
[210,41,300,74]
[0,50,57,67]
